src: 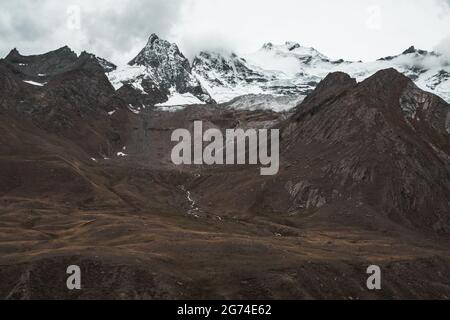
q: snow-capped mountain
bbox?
[192,42,346,109]
[192,42,450,110]
[191,51,273,102]
[105,34,450,111]
[108,34,214,106]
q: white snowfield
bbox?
[198,44,450,106]
[107,40,450,112]
[155,89,204,107]
[108,65,148,92]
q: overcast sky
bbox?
[1,0,450,65]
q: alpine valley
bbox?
[0,33,449,299]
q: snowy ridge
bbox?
[192,41,349,106]
[107,34,450,112]
[193,43,450,110]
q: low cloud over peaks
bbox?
[1,0,450,65]
[0,0,184,64]
[435,35,450,60]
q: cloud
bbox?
[81,0,185,63]
[0,0,184,64]
[1,0,449,65]
[435,35,450,60]
[435,0,450,14]
[177,32,239,60]
[0,1,56,47]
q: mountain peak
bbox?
[129,34,184,67]
[5,48,20,60]
[261,41,302,51]
[319,71,356,86]
[402,46,416,54]
[261,42,274,50]
[112,34,214,104]
[285,41,301,51]
[378,45,432,61]
[296,71,356,111]
[401,45,431,56]
[5,47,74,60]
[361,68,410,90]
[356,68,412,104]
[46,45,77,58]
[147,33,160,45]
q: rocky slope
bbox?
[1,47,135,159]
[277,69,450,232]
[175,69,450,235]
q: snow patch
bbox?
[128,104,141,114]
[226,94,304,112]
[156,105,187,112]
[179,185,200,218]
[23,80,46,87]
[107,65,148,91]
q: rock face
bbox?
[273,69,450,232]
[0,47,134,159]
[178,70,449,234]
[108,34,214,106]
